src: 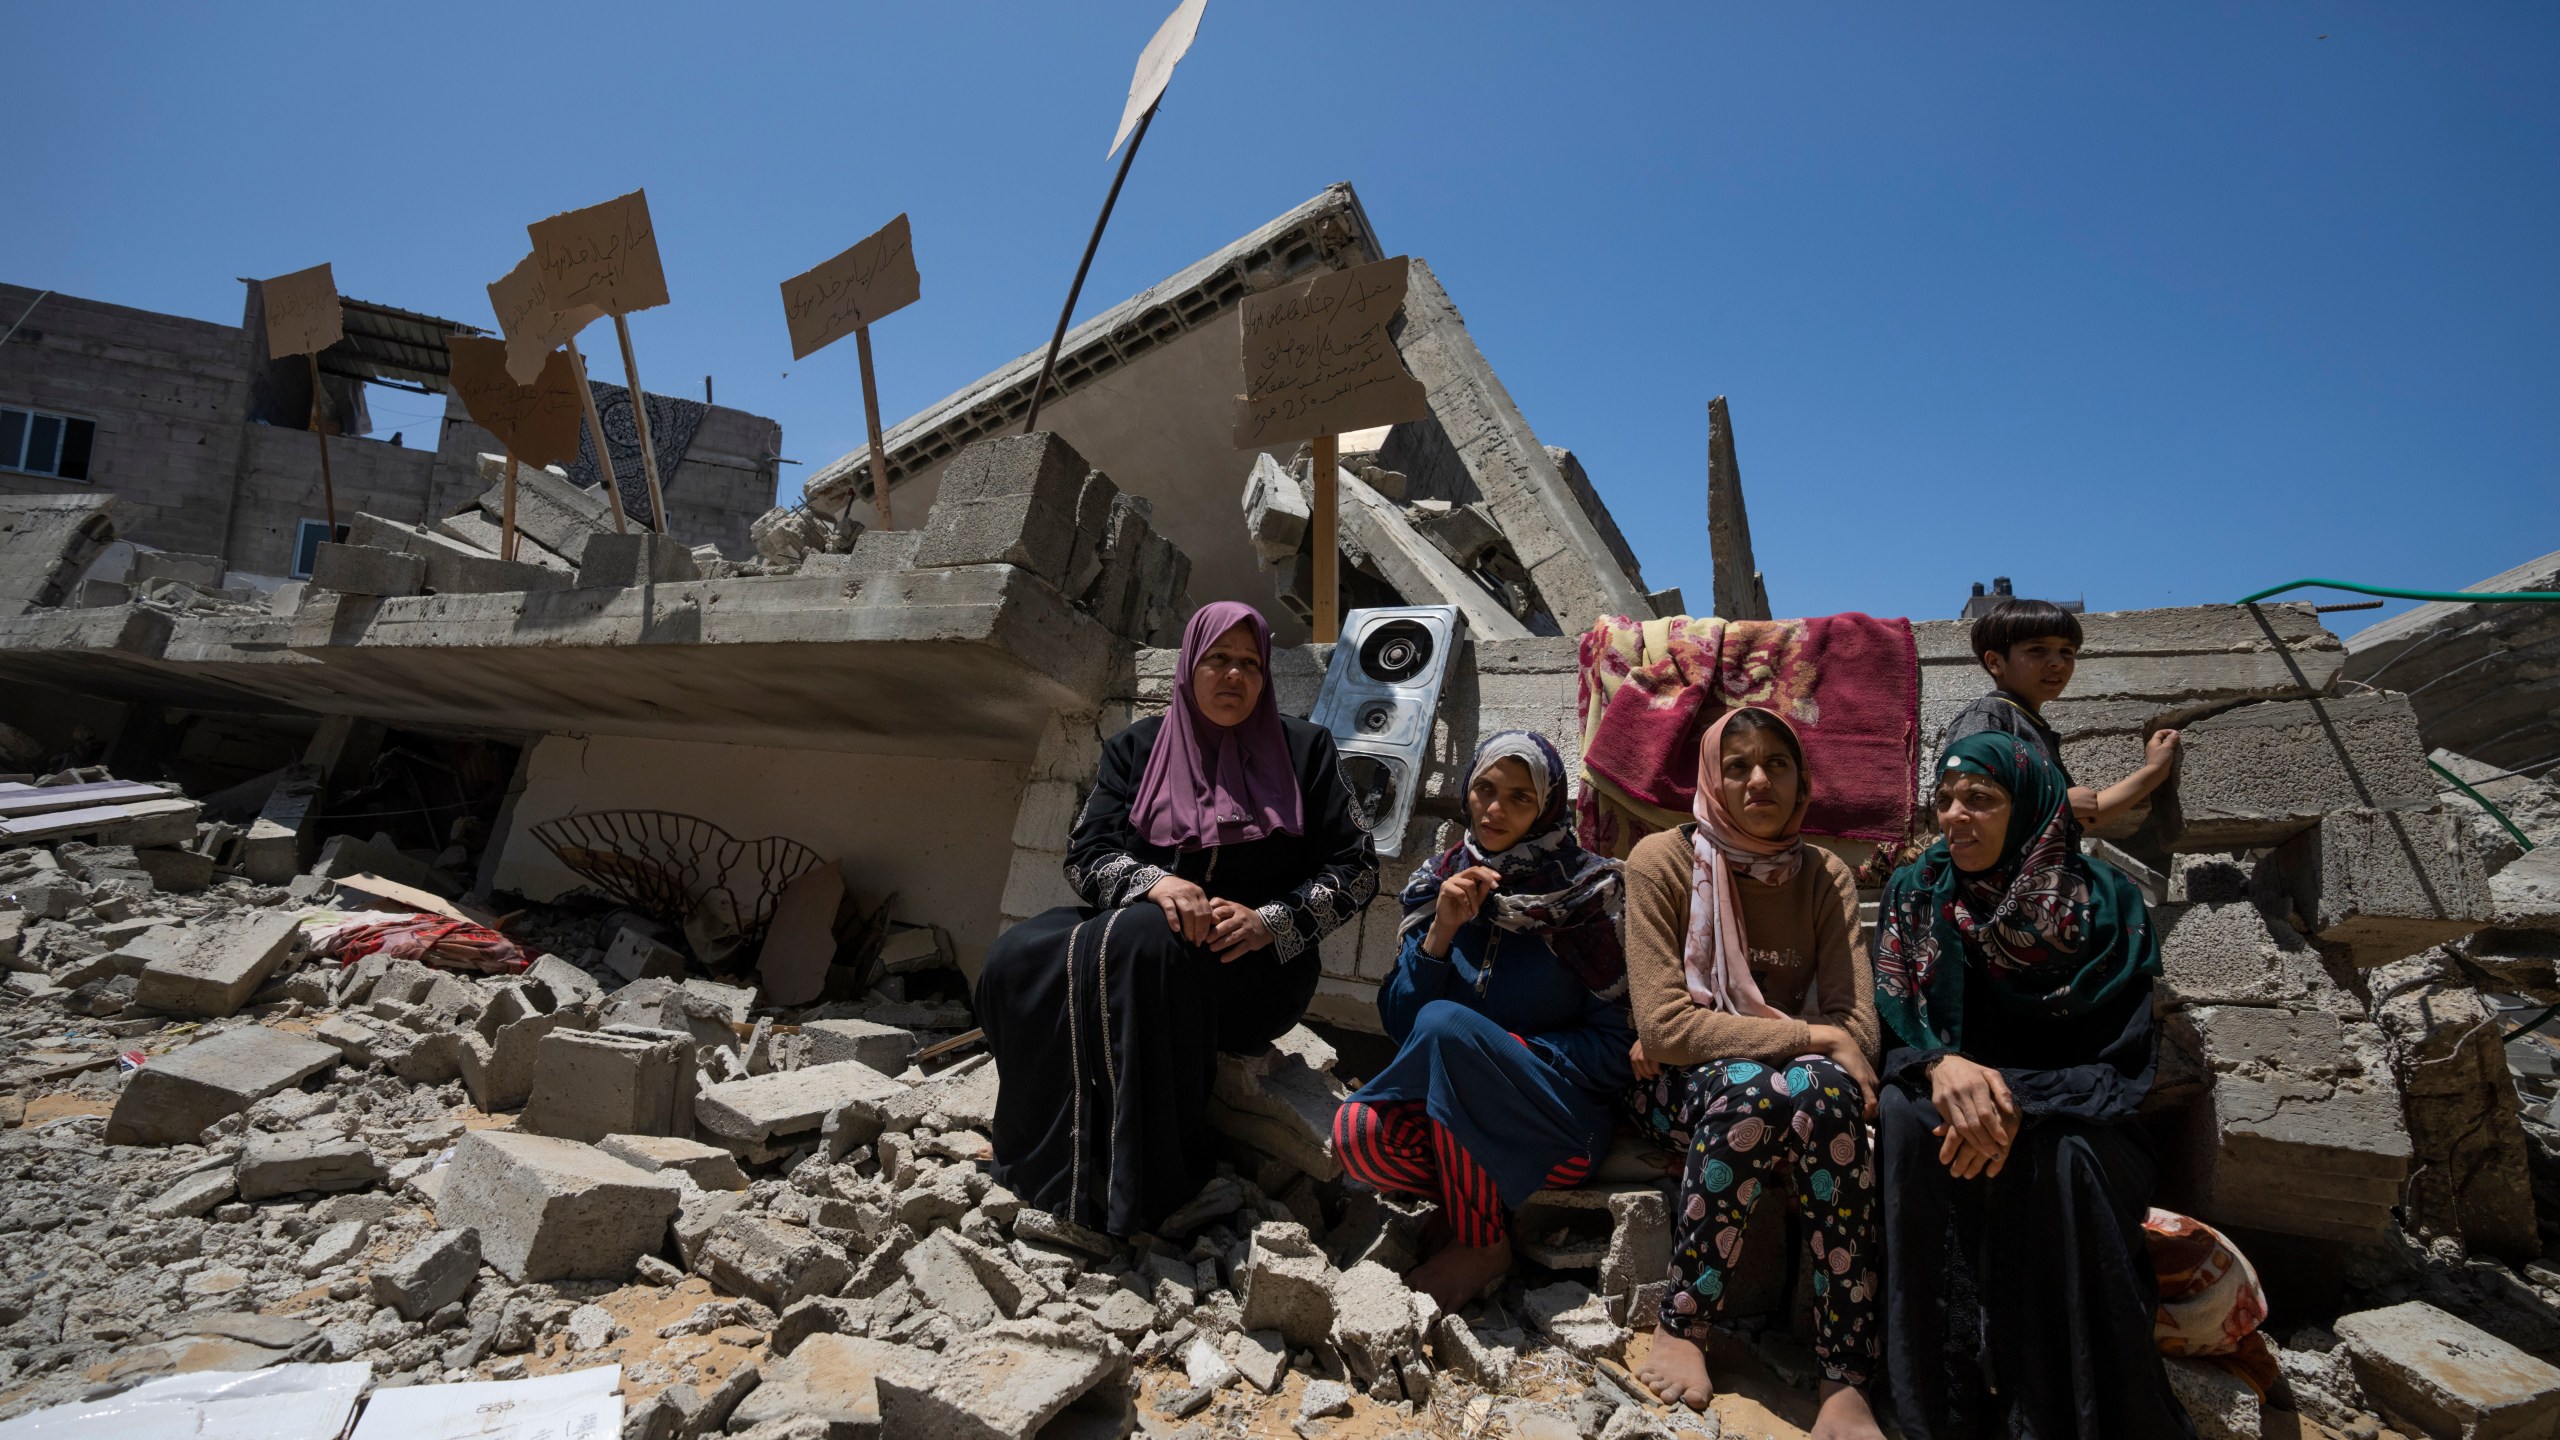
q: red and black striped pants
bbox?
[1331,1098,1592,1246]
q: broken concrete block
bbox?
[474,462,616,564]
[105,1024,339,1145]
[2267,807,2495,965]
[601,926,685,983]
[694,1213,851,1309]
[576,530,702,589]
[874,1317,1124,1440]
[459,1007,594,1113]
[1229,1328,1289,1394]
[435,1129,683,1281]
[2493,845,2560,929]
[878,924,955,976]
[2370,955,2540,1260]
[2178,1004,2410,1244]
[1239,1221,1339,1347]
[519,1027,694,1143]
[348,511,571,595]
[2165,1355,2264,1440]
[1431,1313,1516,1392]
[910,432,1090,589]
[2168,694,2436,850]
[730,1333,941,1437]
[1600,1188,1671,1324]
[901,1230,1003,1330]
[307,542,425,597]
[1242,452,1312,563]
[131,911,305,1019]
[235,1131,387,1200]
[1210,1027,1348,1181]
[1329,1261,1425,1390]
[674,1188,754,1270]
[370,1227,482,1321]
[132,846,214,893]
[697,1059,904,1148]
[802,1018,917,1075]
[1524,1279,1627,1362]
[598,1133,750,1191]
[144,1168,238,1219]
[2336,1301,2560,1440]
[526,952,604,1007]
[2154,897,2357,1011]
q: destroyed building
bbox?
[1,182,2559,1440]
[0,280,781,587]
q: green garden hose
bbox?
[2239,577,2560,606]
[2429,759,2537,853]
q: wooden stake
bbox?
[501,453,520,562]
[854,324,894,530]
[1311,432,1339,642]
[564,338,627,534]
[305,353,338,533]
[612,313,670,534]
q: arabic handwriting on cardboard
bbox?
[527,190,670,317]
[489,252,604,386]
[262,263,343,360]
[778,212,922,361]
[1232,255,1428,449]
[446,335,586,469]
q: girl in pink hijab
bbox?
[1616,706,1886,1438]
[978,602,1380,1236]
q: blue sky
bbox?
[9,3,2554,632]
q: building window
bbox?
[0,406,97,481]
[290,519,341,580]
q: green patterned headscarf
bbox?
[1872,732,2159,1053]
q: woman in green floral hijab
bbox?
[1869,730,2192,1440]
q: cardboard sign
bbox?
[1112,0,1207,156]
[446,335,585,469]
[488,251,604,385]
[779,213,922,361]
[527,189,669,317]
[1233,255,1428,449]
[262,263,343,359]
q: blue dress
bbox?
[1348,917,1636,1209]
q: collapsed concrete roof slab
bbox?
[808,183,1651,642]
[0,565,1118,760]
[2343,546,2560,775]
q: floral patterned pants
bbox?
[1626,1056,1881,1385]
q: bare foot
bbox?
[1810,1380,1885,1440]
[1636,1325,1714,1410]
[1406,1236,1512,1314]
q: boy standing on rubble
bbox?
[1942,598,2179,829]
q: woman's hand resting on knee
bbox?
[1927,1054,2019,1178]
[1146,875,1214,944]
[1804,1025,1880,1119]
[1422,866,1502,958]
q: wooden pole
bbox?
[564,339,627,534]
[501,453,520,562]
[854,324,894,530]
[305,353,338,533]
[612,313,670,534]
[1023,101,1158,434]
[1311,433,1339,642]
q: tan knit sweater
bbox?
[1622,826,1881,1068]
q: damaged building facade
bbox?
[1,182,2558,1440]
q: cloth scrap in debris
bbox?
[311,913,527,975]
[348,1363,620,1440]
[0,1359,369,1440]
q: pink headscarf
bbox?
[1683,707,1811,1014]
[1129,601,1304,850]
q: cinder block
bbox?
[236,1131,388,1200]
[435,1130,682,1281]
[459,1007,594,1113]
[307,542,425,597]
[474,463,616,564]
[132,911,306,1018]
[519,1027,694,1142]
[2336,1301,2560,1440]
[132,847,215,893]
[576,531,703,589]
[695,1060,904,1148]
[349,512,569,595]
[910,433,1090,587]
[598,1133,750,1192]
[801,1018,918,1075]
[2154,898,2356,1011]
[2178,1004,2410,1244]
[2166,694,2437,850]
[692,1212,850,1309]
[2266,807,2495,965]
[105,1024,340,1145]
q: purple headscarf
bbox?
[1129,601,1304,850]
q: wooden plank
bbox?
[329,872,501,929]
[0,782,168,818]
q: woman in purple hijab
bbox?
[980,601,1379,1235]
